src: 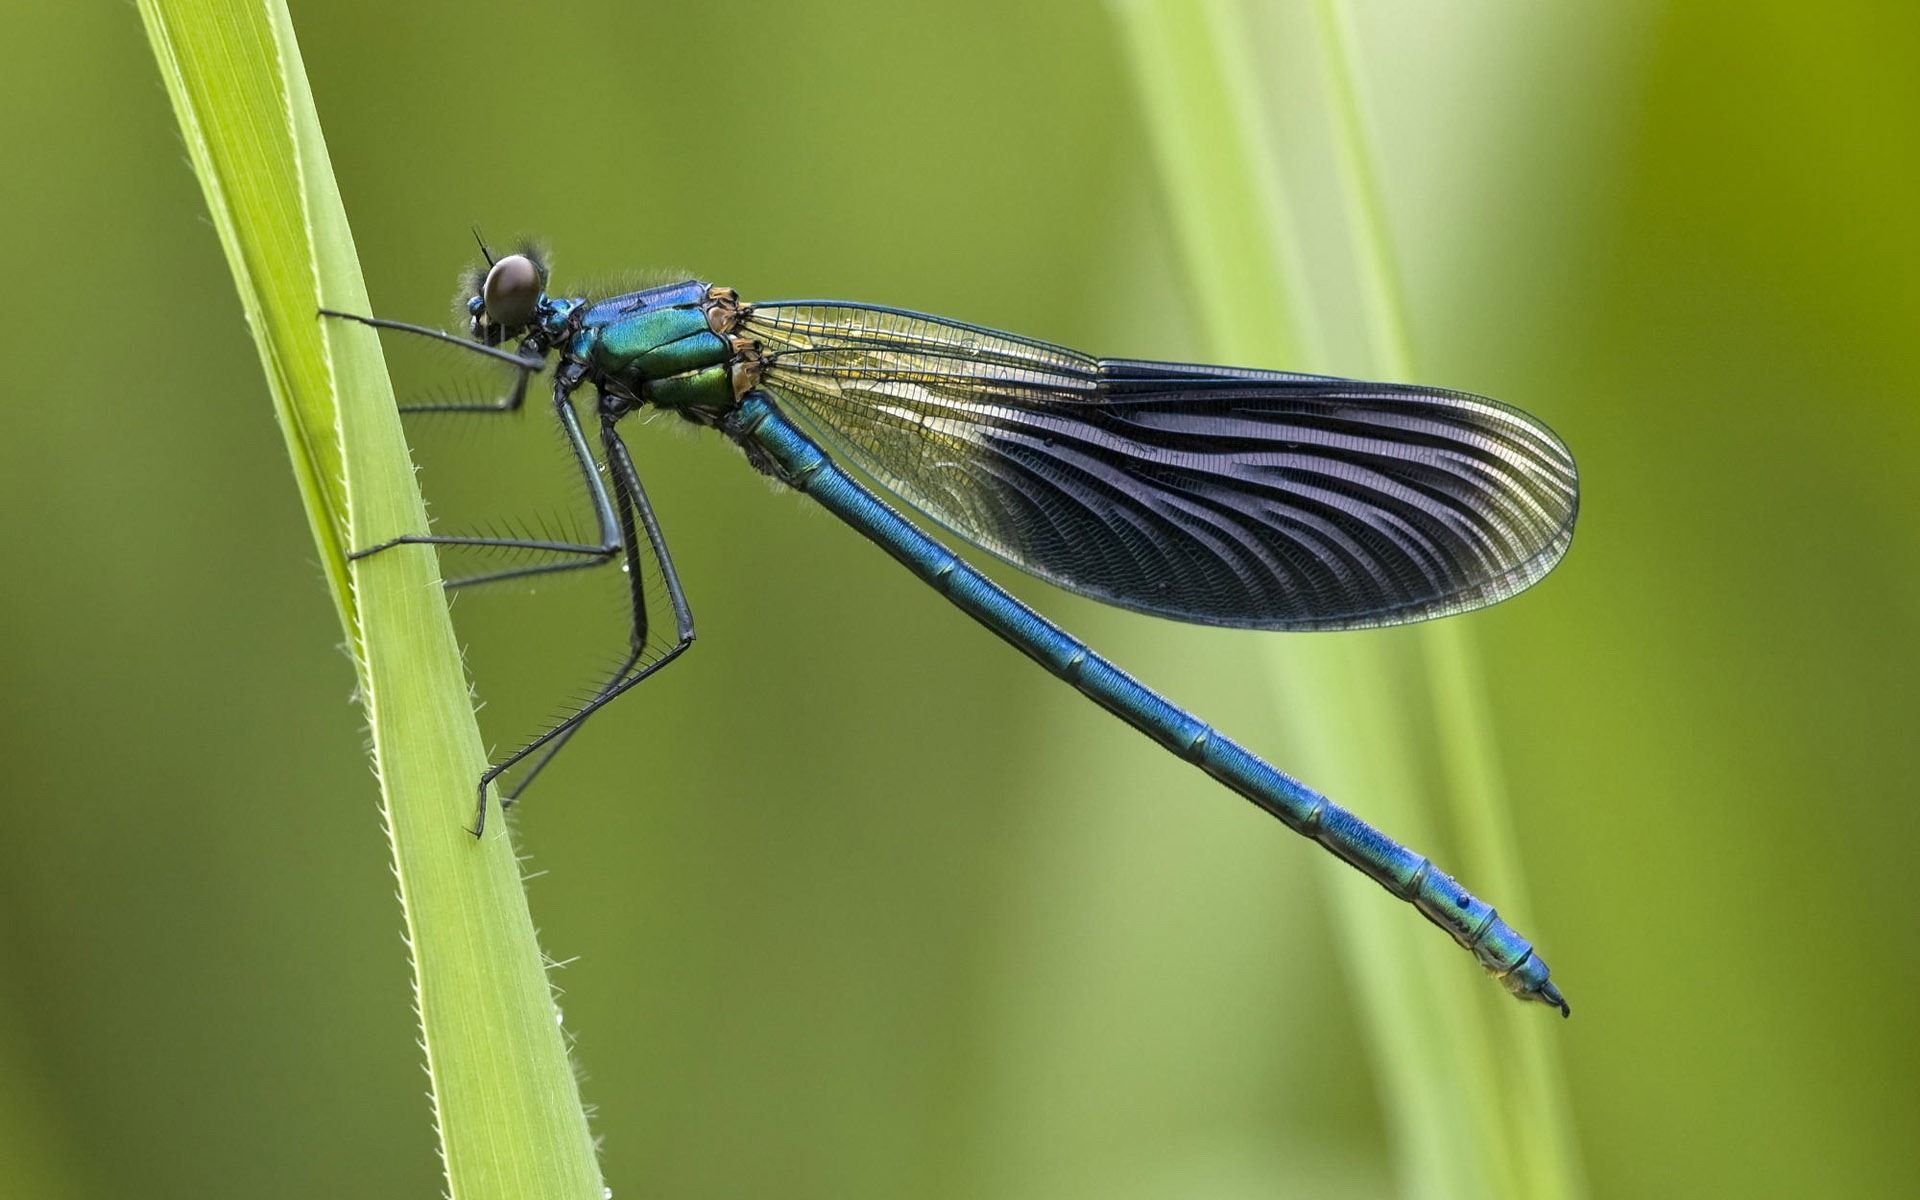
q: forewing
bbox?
[744,302,1577,630]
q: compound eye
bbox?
[481,254,541,327]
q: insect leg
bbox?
[467,415,696,832]
[349,374,624,589]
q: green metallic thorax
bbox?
[569,280,741,418]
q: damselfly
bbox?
[326,244,1579,1013]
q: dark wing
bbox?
[744,301,1577,631]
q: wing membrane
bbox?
[744,301,1577,630]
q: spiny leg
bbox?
[349,376,624,589]
[384,321,533,417]
[322,308,613,587]
[320,309,544,376]
[398,357,533,415]
[491,418,649,809]
[322,308,693,832]
[470,414,696,832]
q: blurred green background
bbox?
[4,2,1917,1197]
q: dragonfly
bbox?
[325,243,1579,1014]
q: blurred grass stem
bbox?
[1115,1,1585,1196]
[1313,4,1585,1194]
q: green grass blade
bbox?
[1114,2,1584,1197]
[136,3,604,1197]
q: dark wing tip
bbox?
[1064,368,1582,630]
